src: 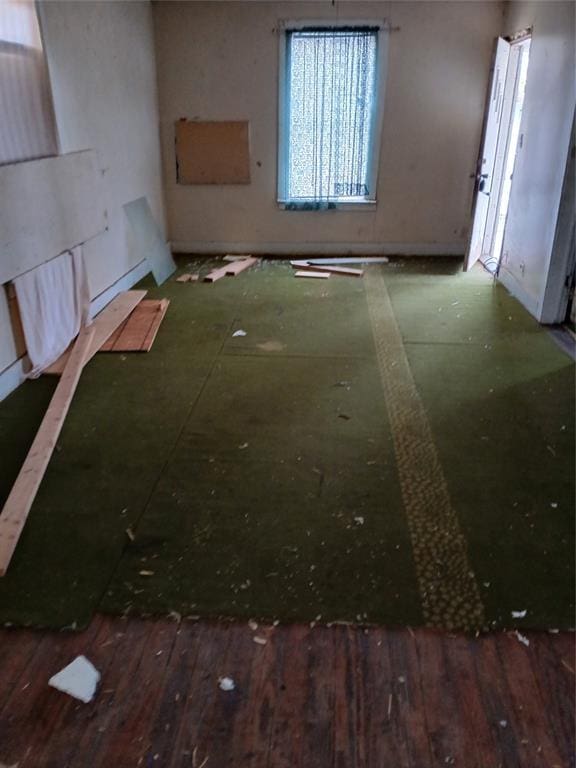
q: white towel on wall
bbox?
[14,246,90,377]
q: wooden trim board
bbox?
[224,257,258,276]
[294,270,331,279]
[0,327,95,576]
[100,299,169,353]
[204,258,258,283]
[43,290,147,375]
[203,265,229,283]
[291,261,363,277]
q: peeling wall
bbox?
[0,1,164,389]
[154,1,503,255]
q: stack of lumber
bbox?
[100,299,169,353]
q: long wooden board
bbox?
[43,290,147,375]
[204,258,258,283]
[298,257,390,265]
[294,270,331,279]
[291,260,363,277]
[0,327,95,576]
[203,265,229,283]
[224,257,258,276]
[100,299,169,353]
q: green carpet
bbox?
[0,257,572,631]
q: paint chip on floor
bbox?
[48,655,100,703]
[218,676,235,691]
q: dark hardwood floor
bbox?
[0,616,573,767]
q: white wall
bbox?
[0,1,165,391]
[499,0,575,321]
[154,1,503,255]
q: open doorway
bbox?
[465,34,531,273]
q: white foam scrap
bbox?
[511,610,527,618]
[232,330,247,337]
[48,655,100,703]
[218,676,235,691]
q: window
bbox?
[0,0,58,165]
[278,23,386,208]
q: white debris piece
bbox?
[511,610,527,619]
[232,330,247,337]
[514,631,530,647]
[218,676,235,691]
[48,655,100,703]
[253,636,267,645]
[499,720,508,728]
[353,516,365,526]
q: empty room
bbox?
[0,0,574,765]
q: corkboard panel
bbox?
[175,120,251,185]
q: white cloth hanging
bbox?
[14,246,91,377]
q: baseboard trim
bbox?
[171,241,465,257]
[0,258,151,402]
[498,266,541,321]
[0,356,28,403]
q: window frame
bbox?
[0,0,59,166]
[277,19,388,210]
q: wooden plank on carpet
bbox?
[43,290,147,375]
[302,257,390,265]
[0,327,94,577]
[294,270,330,279]
[99,299,169,353]
[203,265,229,283]
[205,258,258,282]
[290,260,364,277]
[224,257,258,276]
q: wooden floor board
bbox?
[496,633,565,767]
[387,629,435,767]
[473,636,531,768]
[444,634,500,767]
[0,616,572,768]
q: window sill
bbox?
[277,200,377,212]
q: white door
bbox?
[464,38,511,271]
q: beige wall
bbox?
[154,0,503,255]
[0,1,164,391]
